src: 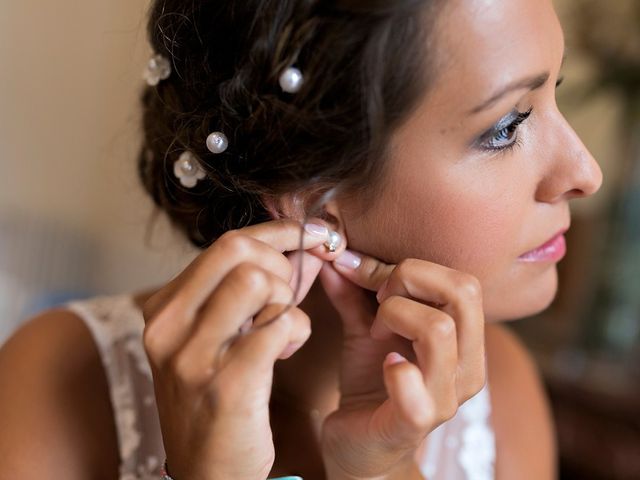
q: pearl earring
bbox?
[324,230,342,253]
[279,66,304,94]
[206,131,229,154]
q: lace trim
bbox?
[65,294,163,479]
[457,384,496,480]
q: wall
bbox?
[0,0,625,343]
[0,0,197,343]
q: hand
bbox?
[318,251,487,479]
[142,219,340,480]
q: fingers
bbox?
[373,259,485,402]
[372,296,485,408]
[377,353,433,446]
[201,304,310,415]
[165,265,297,382]
[143,219,333,362]
[331,248,396,294]
[228,303,311,374]
[161,220,330,315]
[286,249,325,304]
[318,262,379,337]
[374,296,459,417]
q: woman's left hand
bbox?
[317,250,487,479]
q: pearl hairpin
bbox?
[206,131,229,154]
[279,66,304,94]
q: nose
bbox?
[535,111,604,203]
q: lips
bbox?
[518,227,569,263]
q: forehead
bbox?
[426,0,564,112]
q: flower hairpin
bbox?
[173,151,206,188]
[144,53,172,86]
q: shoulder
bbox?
[484,323,557,480]
[0,307,119,479]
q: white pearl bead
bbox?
[324,230,341,252]
[179,157,195,175]
[206,131,228,154]
[279,67,304,94]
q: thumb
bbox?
[318,262,378,336]
[331,249,396,298]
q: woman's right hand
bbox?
[141,219,340,480]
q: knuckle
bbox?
[169,353,207,390]
[395,258,417,279]
[216,230,253,258]
[141,299,188,358]
[409,409,433,432]
[430,314,455,341]
[362,255,387,281]
[230,263,270,293]
[453,273,482,301]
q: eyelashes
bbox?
[476,107,533,152]
[474,74,566,154]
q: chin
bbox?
[485,266,559,323]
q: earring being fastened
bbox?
[324,230,341,252]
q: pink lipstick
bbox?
[518,230,567,263]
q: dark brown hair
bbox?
[138,0,439,249]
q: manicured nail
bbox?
[385,352,407,365]
[334,249,361,269]
[304,223,328,238]
[280,341,305,359]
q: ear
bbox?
[260,189,349,247]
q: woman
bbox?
[0,0,602,478]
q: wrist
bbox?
[324,451,423,480]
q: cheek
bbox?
[375,173,522,281]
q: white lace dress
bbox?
[64,293,496,480]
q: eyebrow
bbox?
[468,51,567,115]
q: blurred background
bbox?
[0,0,637,478]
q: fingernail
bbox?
[304,223,328,238]
[385,352,407,365]
[334,249,361,269]
[280,340,306,359]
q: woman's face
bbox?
[338,0,603,322]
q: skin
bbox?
[269,0,601,474]
[0,0,602,479]
[331,0,602,322]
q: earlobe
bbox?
[259,190,349,249]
